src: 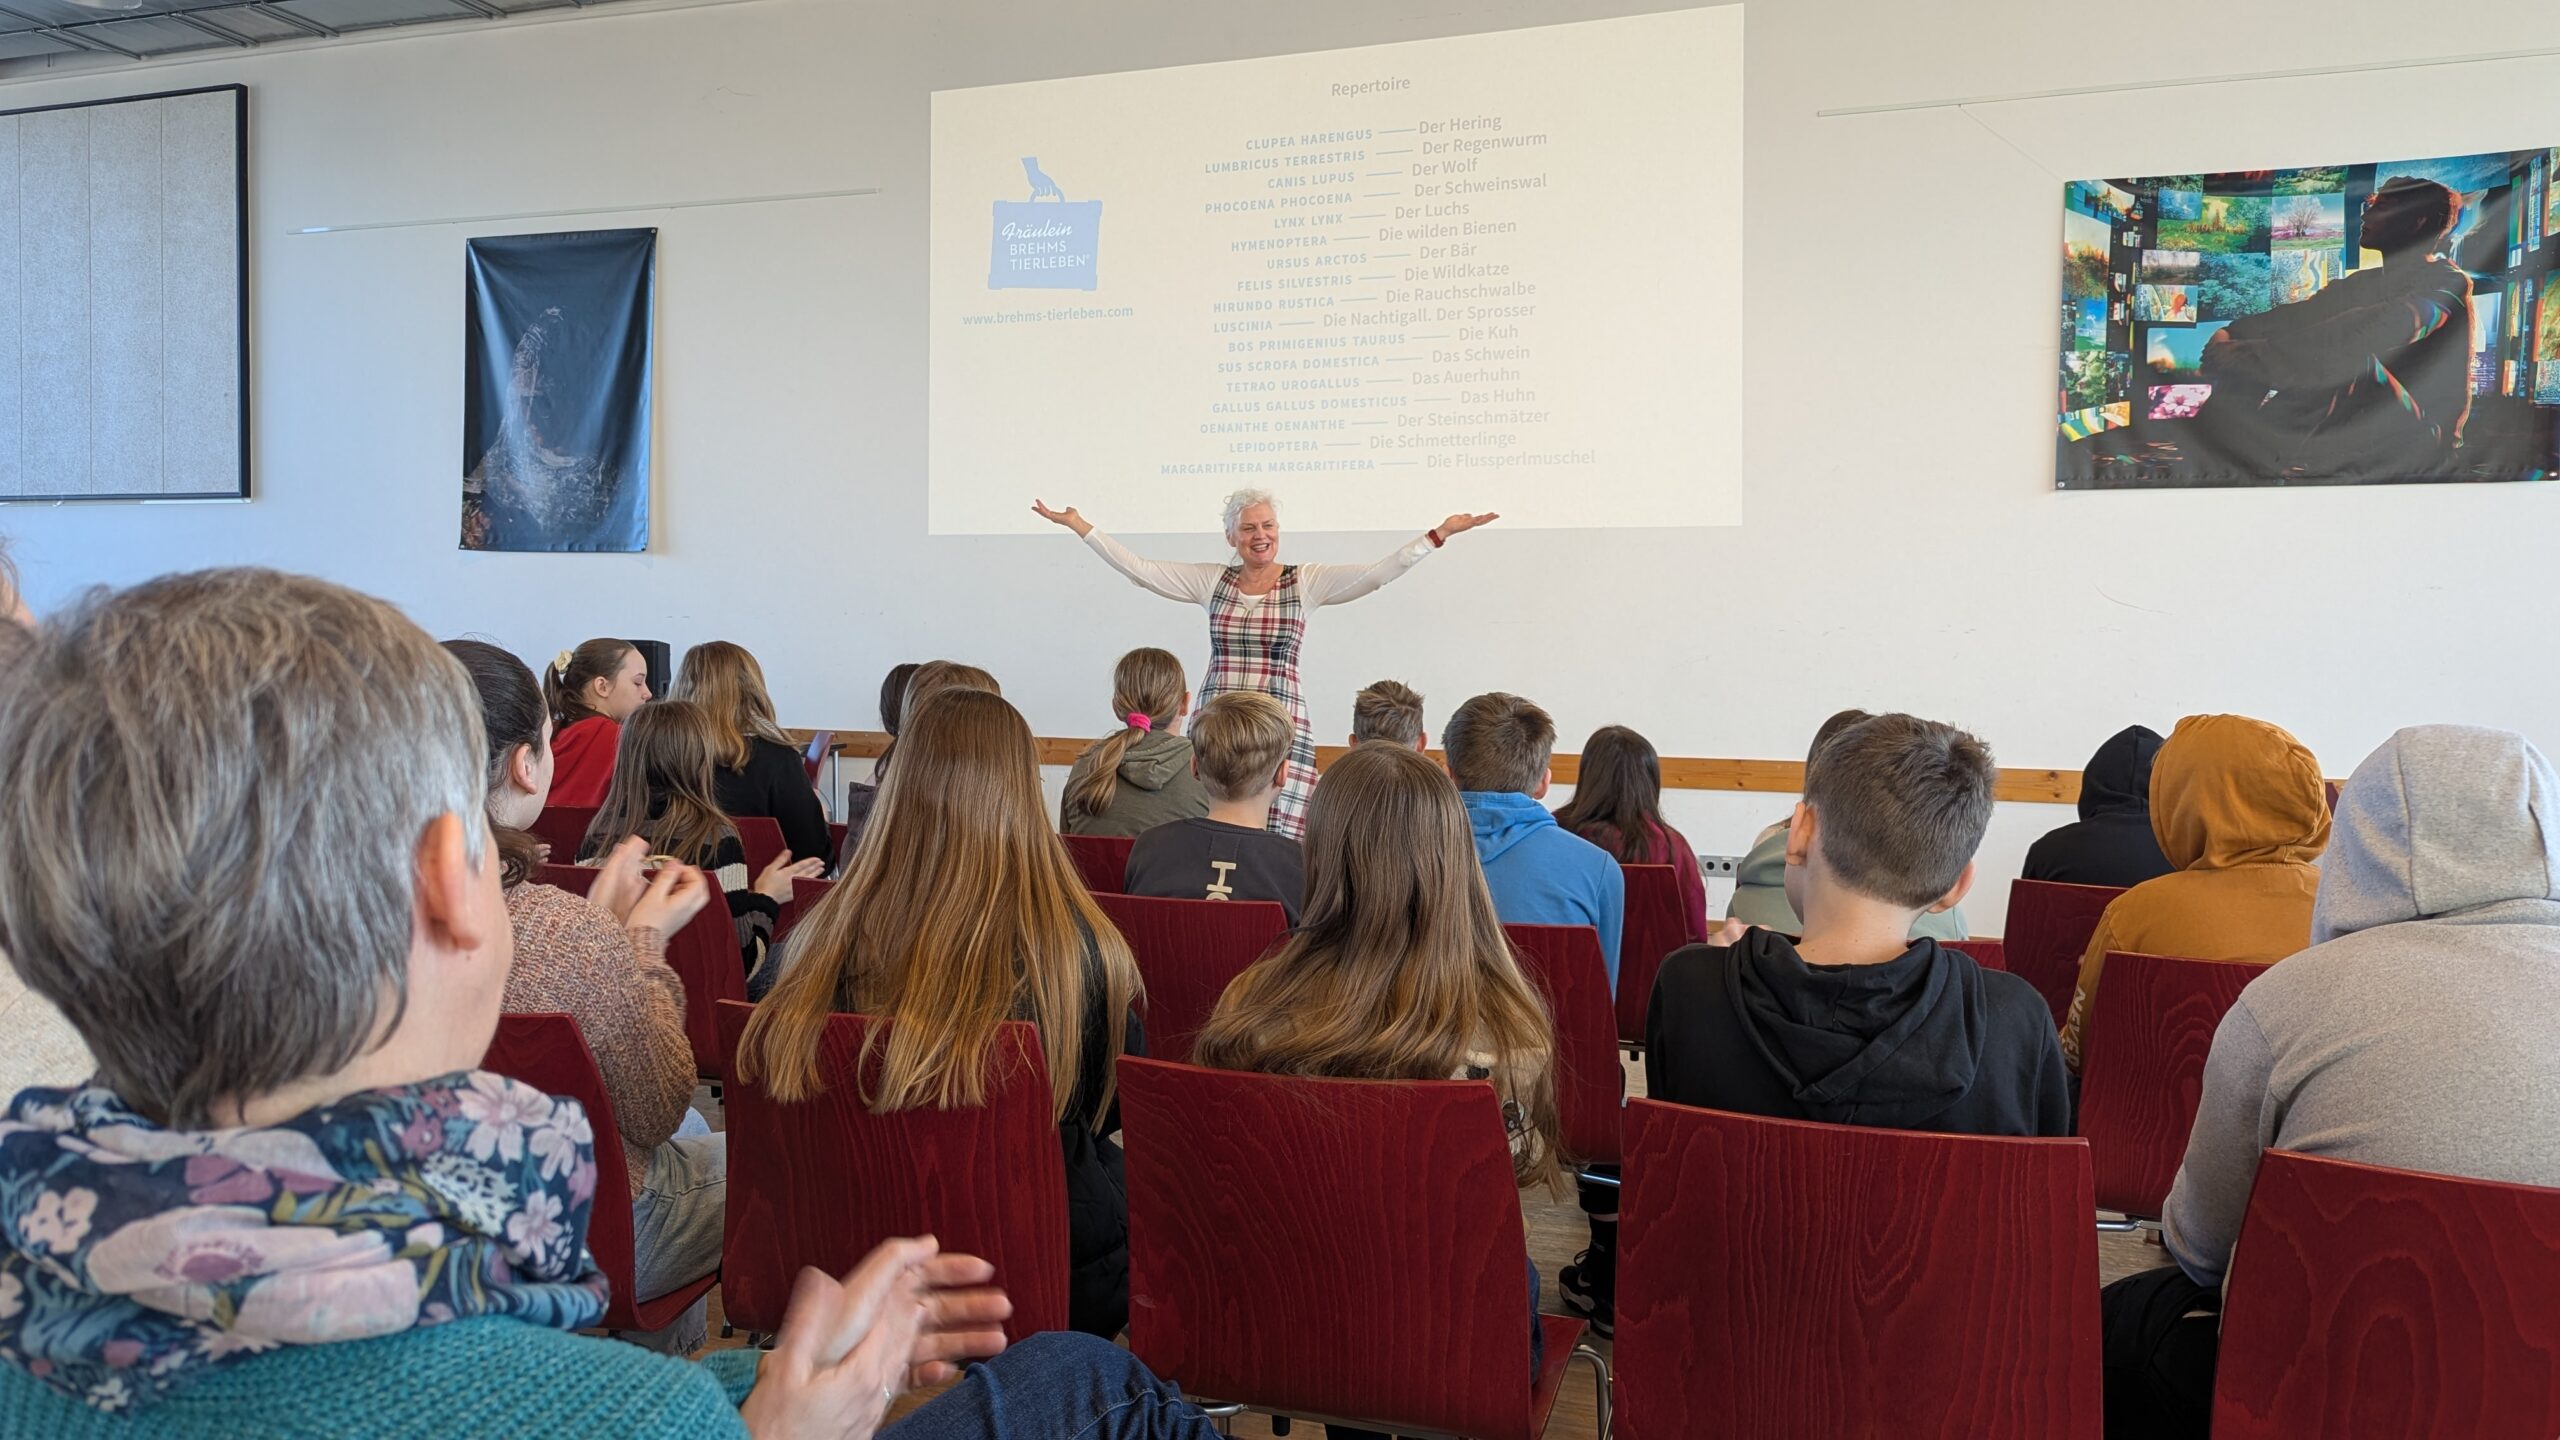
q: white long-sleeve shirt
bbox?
[1080,527,1435,614]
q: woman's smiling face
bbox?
[1229,503,1280,565]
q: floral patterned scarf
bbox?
[0,1071,609,1412]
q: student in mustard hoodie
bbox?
[2022,725,2175,889]
[2059,713,2328,1072]
[1061,648,1211,839]
[1444,692,1627,990]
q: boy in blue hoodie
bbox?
[1444,692,1627,990]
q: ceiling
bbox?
[0,0,672,77]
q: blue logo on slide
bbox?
[989,157,1102,291]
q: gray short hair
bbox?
[0,569,487,1127]
[1221,488,1279,537]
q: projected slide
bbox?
[926,8,1744,535]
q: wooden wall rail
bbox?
[787,729,2087,806]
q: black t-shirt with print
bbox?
[1122,817,1305,923]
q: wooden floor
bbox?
[690,1055,2163,1439]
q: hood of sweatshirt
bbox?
[2079,725,2165,821]
[2150,714,2331,872]
[2312,724,2560,944]
[1114,731,1196,792]
[1463,790,1562,865]
[1723,928,1986,1128]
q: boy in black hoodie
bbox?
[1647,713,2070,1136]
[2021,724,2175,889]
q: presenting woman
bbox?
[1034,488,1495,837]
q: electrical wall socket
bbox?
[1695,853,1746,877]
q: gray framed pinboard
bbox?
[0,84,249,502]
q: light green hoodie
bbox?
[1724,818,1970,941]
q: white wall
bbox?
[8,0,2560,928]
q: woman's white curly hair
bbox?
[1221,488,1279,538]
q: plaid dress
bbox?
[1198,564,1318,838]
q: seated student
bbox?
[739,688,1146,1340]
[543,637,653,807]
[446,639,723,1354]
[1061,648,1209,838]
[1565,715,2066,1339]
[1192,742,1561,1440]
[580,700,823,979]
[1444,692,1627,989]
[839,660,921,862]
[835,660,999,872]
[2022,725,2175,888]
[2102,725,2560,1440]
[1553,724,1709,940]
[1728,708,1971,941]
[1348,678,1428,749]
[0,568,1217,1440]
[1124,691,1305,921]
[2060,713,2327,1072]
[675,640,832,875]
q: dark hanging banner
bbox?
[2057,151,2560,489]
[462,229,656,551]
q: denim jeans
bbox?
[886,1331,1221,1439]
[620,1125,726,1354]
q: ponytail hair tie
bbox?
[1127,712,1154,733]
[552,650,574,678]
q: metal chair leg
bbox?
[1571,1342,1612,1440]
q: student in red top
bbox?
[1553,724,1710,938]
[543,637,651,807]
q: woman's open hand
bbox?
[756,853,828,902]
[625,861,711,937]
[1437,511,1500,538]
[737,1237,1011,1440]
[1031,500,1092,537]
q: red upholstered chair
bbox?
[2214,1151,2560,1440]
[778,876,835,943]
[480,1013,718,1332]
[1090,893,1286,1067]
[1616,863,1696,1046]
[2000,879,2127,1026]
[1502,924,1623,1167]
[1119,1057,1606,1439]
[714,1000,1070,1340]
[801,729,835,784]
[737,816,787,877]
[538,862,745,1080]
[1061,833,1134,895]
[529,805,599,863]
[826,821,848,857]
[1946,937,2009,970]
[2075,951,2258,1223]
[1615,1100,2101,1440]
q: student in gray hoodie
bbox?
[2101,723,2560,1440]
[1061,647,1211,838]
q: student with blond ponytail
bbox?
[543,637,651,807]
[1060,648,1209,838]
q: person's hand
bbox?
[1031,499,1092,537]
[757,853,828,902]
[588,836,654,923]
[533,840,554,866]
[626,861,711,937]
[737,1238,1011,1440]
[1437,511,1500,538]
[1702,915,1756,948]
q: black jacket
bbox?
[714,737,834,877]
[2022,726,2174,889]
[1059,936,1144,1340]
[1646,929,2070,1138]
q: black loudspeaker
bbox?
[627,639,672,702]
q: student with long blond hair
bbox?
[738,687,1146,1339]
[833,660,1000,871]
[582,700,822,976]
[1191,743,1561,1435]
[1061,647,1209,837]
[674,640,831,873]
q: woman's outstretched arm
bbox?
[1035,499,1221,606]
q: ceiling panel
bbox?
[0,0,692,79]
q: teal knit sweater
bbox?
[0,1317,764,1438]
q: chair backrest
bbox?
[1946,937,2009,970]
[715,1000,1070,1337]
[1060,832,1134,896]
[478,1012,648,1330]
[2214,1150,2560,1440]
[2001,879,2128,1026]
[1501,923,1622,1167]
[802,729,835,783]
[539,861,744,1078]
[1617,863,1694,1043]
[529,805,599,863]
[1119,1057,1541,1439]
[737,815,787,877]
[779,875,836,943]
[2076,951,2259,1219]
[1091,892,1286,1067]
[1616,1099,2102,1440]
